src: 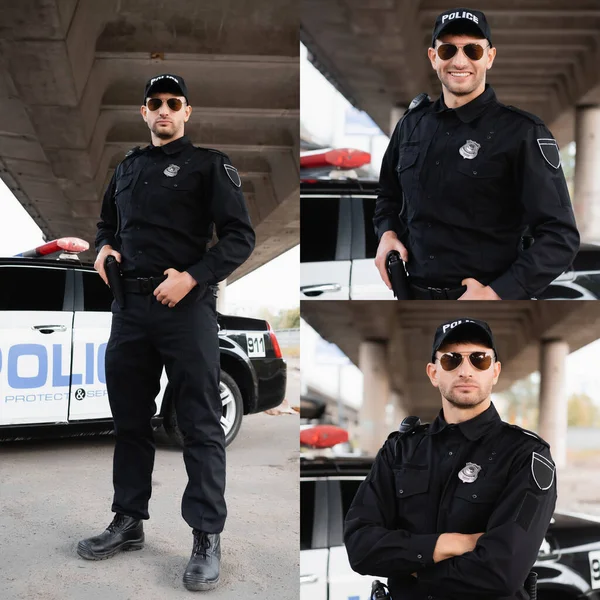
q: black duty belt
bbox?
[122,275,167,294]
[409,283,466,300]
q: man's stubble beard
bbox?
[438,69,485,97]
[439,380,493,409]
[150,123,179,140]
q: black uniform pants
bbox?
[104,285,226,533]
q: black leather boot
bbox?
[183,531,221,591]
[77,513,144,560]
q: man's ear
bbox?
[140,105,148,122]
[427,47,438,70]
[426,362,440,388]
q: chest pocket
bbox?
[456,160,503,180]
[394,466,429,498]
[114,175,134,221]
[396,147,420,220]
[158,175,197,192]
[450,481,503,532]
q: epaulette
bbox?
[407,92,432,113]
[124,146,143,158]
[194,147,229,159]
[386,422,430,441]
[503,105,544,126]
[504,423,550,448]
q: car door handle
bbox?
[300,283,342,296]
[300,574,319,584]
[32,325,67,334]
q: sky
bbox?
[0,173,298,313]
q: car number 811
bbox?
[590,550,600,590]
[245,333,266,358]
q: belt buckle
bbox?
[137,277,152,294]
[427,286,444,300]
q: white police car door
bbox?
[349,197,394,300]
[69,269,168,421]
[0,265,73,425]
[300,196,351,300]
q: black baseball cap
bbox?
[431,317,498,362]
[431,8,492,48]
[143,74,189,104]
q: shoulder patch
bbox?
[505,423,550,448]
[504,105,544,126]
[224,164,242,187]
[531,451,555,491]
[537,138,561,169]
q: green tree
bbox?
[568,392,600,427]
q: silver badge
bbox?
[163,164,180,177]
[459,140,481,160]
[458,462,482,483]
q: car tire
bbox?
[164,370,244,448]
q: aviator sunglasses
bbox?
[436,43,490,61]
[146,97,186,112]
[436,351,494,372]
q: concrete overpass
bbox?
[0,0,299,282]
[301,0,600,238]
[301,301,600,465]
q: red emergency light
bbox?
[300,148,371,170]
[16,237,89,258]
[300,425,349,449]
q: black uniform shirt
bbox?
[95,135,255,284]
[374,85,580,299]
[344,403,557,600]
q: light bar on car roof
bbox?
[15,237,89,258]
[300,148,371,170]
[300,425,349,449]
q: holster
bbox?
[386,251,410,300]
[105,255,126,309]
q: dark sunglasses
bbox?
[436,351,494,372]
[146,98,185,112]
[436,43,489,61]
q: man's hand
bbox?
[432,532,484,563]
[459,278,501,300]
[375,231,409,289]
[94,245,122,286]
[154,269,198,308]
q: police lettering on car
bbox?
[373,7,580,300]
[82,73,255,591]
[344,318,557,600]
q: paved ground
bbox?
[0,410,299,600]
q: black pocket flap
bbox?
[396,147,419,173]
[115,176,133,195]
[394,468,429,498]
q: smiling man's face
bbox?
[427,33,496,99]
[427,342,501,409]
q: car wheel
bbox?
[164,370,244,448]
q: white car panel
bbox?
[300,548,329,600]
[301,261,351,300]
[350,259,394,300]
[0,311,73,425]
[329,545,384,600]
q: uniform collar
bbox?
[428,401,501,441]
[149,134,192,155]
[433,84,496,123]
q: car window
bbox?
[300,479,329,550]
[82,270,113,311]
[362,199,378,259]
[340,479,364,519]
[301,480,317,550]
[0,266,66,311]
[301,198,344,262]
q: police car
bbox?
[0,239,287,447]
[300,424,600,600]
[300,150,600,300]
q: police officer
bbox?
[77,74,255,592]
[374,8,580,300]
[344,317,557,600]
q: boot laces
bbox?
[107,513,127,533]
[192,531,211,558]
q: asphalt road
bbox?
[0,411,299,599]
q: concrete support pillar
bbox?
[574,105,600,240]
[358,341,390,456]
[390,106,407,136]
[217,280,227,312]
[388,390,409,430]
[538,339,569,469]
